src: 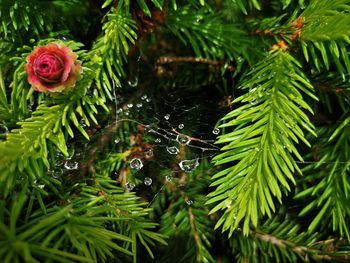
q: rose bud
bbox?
[25,42,82,93]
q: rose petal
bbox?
[25,42,82,93]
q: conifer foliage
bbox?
[1,0,350,262]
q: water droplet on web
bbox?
[0,124,9,141]
[146,98,151,103]
[0,124,9,135]
[117,108,123,114]
[164,114,170,120]
[127,103,133,108]
[127,76,138,87]
[80,119,87,128]
[34,180,45,189]
[66,147,75,160]
[186,199,194,206]
[155,138,161,143]
[178,124,184,129]
[179,158,199,172]
[212,128,220,135]
[125,182,135,190]
[249,98,260,105]
[125,111,130,116]
[141,95,148,100]
[50,169,62,179]
[165,175,173,181]
[64,161,78,170]
[27,102,35,113]
[144,177,152,186]
[114,137,120,144]
[129,158,143,170]
[177,134,190,145]
[59,35,68,41]
[136,103,143,108]
[167,146,179,155]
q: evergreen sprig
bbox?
[295,116,350,241]
[160,160,214,263]
[232,216,350,263]
[91,4,137,99]
[207,49,316,235]
[1,0,350,261]
[299,0,350,77]
[166,6,249,61]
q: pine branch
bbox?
[79,174,167,263]
[295,116,350,241]
[298,0,350,77]
[207,48,317,235]
[233,217,350,263]
[0,40,108,196]
[91,4,137,99]
[166,6,250,61]
[0,185,134,263]
[160,160,215,263]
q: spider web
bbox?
[111,86,223,207]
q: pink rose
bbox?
[25,43,82,92]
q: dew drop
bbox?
[178,124,184,129]
[155,138,161,143]
[129,158,143,170]
[249,98,260,105]
[127,76,138,87]
[212,128,220,135]
[80,119,87,128]
[146,98,151,102]
[127,103,133,108]
[50,169,62,179]
[59,35,68,41]
[114,137,120,144]
[136,103,143,108]
[0,124,9,135]
[165,175,173,181]
[116,108,123,114]
[141,95,148,100]
[164,114,170,120]
[34,180,45,189]
[167,146,179,155]
[27,102,35,113]
[179,158,199,172]
[64,161,78,170]
[186,199,194,206]
[225,200,232,208]
[125,182,136,190]
[177,134,190,145]
[144,177,152,186]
